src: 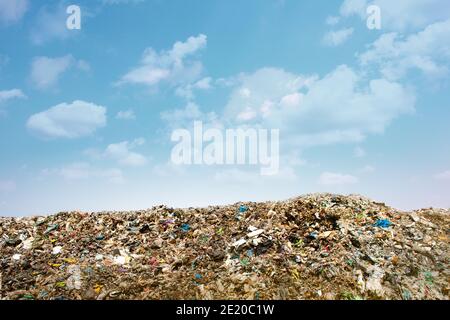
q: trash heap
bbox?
[0,193,448,300]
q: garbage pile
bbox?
[1,193,448,300]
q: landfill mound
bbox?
[0,193,449,300]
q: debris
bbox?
[22,238,34,250]
[0,193,448,300]
[238,205,248,213]
[373,219,392,229]
[247,228,264,238]
[151,239,163,249]
[180,224,191,232]
[232,238,246,248]
[66,265,82,290]
[52,246,62,255]
[365,266,385,297]
[12,254,21,261]
[44,224,59,235]
[95,254,103,261]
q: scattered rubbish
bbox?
[0,193,448,300]
[373,219,392,229]
[235,205,248,221]
[12,254,21,261]
[365,266,385,297]
[113,255,128,266]
[44,224,59,235]
[22,238,34,250]
[247,228,264,238]
[66,265,82,290]
[232,238,246,248]
[63,258,77,264]
[238,205,248,213]
[95,254,103,261]
[6,238,21,246]
[240,257,249,266]
[402,290,412,300]
[94,284,103,294]
[424,271,434,284]
[308,232,318,240]
[180,224,191,232]
[52,246,62,255]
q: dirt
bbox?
[0,193,448,300]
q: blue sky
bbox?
[0,0,449,216]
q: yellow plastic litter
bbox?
[291,269,300,280]
[63,258,77,264]
[94,284,103,294]
[49,263,62,267]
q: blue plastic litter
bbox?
[239,205,248,213]
[373,219,392,228]
[195,273,202,279]
[309,231,318,239]
[181,224,191,232]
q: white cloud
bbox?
[322,27,354,46]
[27,100,107,138]
[434,170,450,181]
[283,151,307,167]
[318,172,359,185]
[152,161,187,177]
[117,34,207,89]
[116,109,136,120]
[30,3,74,45]
[326,15,340,26]
[30,55,88,90]
[358,165,375,173]
[354,146,366,158]
[339,0,367,19]
[161,102,202,123]
[0,179,16,192]
[77,60,91,72]
[0,89,26,103]
[359,19,450,81]
[161,102,219,130]
[239,88,251,98]
[30,55,73,89]
[237,107,257,121]
[0,0,28,25]
[48,162,124,184]
[175,77,213,100]
[224,67,315,122]
[280,92,303,108]
[104,139,147,167]
[339,0,450,31]
[194,77,212,90]
[224,65,415,148]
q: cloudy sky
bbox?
[0,0,449,216]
